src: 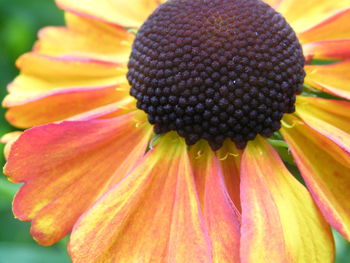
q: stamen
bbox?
[195,150,204,159]
[149,134,161,150]
[281,119,304,129]
[218,151,239,161]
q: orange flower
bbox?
[2,0,350,262]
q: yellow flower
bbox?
[2,0,350,262]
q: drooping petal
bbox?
[303,39,350,60]
[5,85,131,128]
[298,8,350,43]
[1,131,22,160]
[190,141,240,263]
[278,0,350,33]
[35,13,134,63]
[240,136,334,263]
[56,0,160,28]
[305,60,350,100]
[4,111,152,245]
[217,140,242,211]
[295,96,350,154]
[69,133,212,263]
[281,115,350,240]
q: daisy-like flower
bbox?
[2,0,350,262]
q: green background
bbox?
[0,0,349,262]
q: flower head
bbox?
[127,0,305,149]
[2,0,350,262]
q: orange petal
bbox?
[298,9,350,43]
[303,39,350,60]
[190,141,240,263]
[56,0,160,28]
[1,131,22,160]
[69,132,212,263]
[296,96,350,154]
[240,136,334,262]
[5,85,131,128]
[305,60,350,100]
[281,115,350,240]
[4,111,152,245]
[278,0,350,33]
[217,139,242,212]
[35,13,134,63]
[66,99,136,121]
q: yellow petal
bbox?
[7,53,124,94]
[240,136,334,263]
[298,8,350,43]
[278,0,350,33]
[296,96,350,153]
[35,13,134,63]
[4,53,126,107]
[281,115,350,240]
[69,132,212,263]
[305,61,350,100]
[57,0,160,28]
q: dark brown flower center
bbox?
[127,0,305,150]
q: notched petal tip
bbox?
[5,112,153,246]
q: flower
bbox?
[2,0,350,262]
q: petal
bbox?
[66,99,136,121]
[263,0,282,9]
[69,133,212,263]
[240,136,334,263]
[303,39,350,60]
[1,131,22,160]
[281,115,350,240]
[296,96,350,154]
[5,85,131,128]
[305,60,350,100]
[217,140,242,211]
[278,0,350,33]
[56,0,160,28]
[190,141,240,263]
[35,13,134,63]
[298,8,350,43]
[4,111,152,245]
[5,53,126,105]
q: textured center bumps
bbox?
[127,0,305,150]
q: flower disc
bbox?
[127,0,305,149]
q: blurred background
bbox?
[0,0,349,262]
[0,0,69,262]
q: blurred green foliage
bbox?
[0,0,70,262]
[0,0,349,262]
